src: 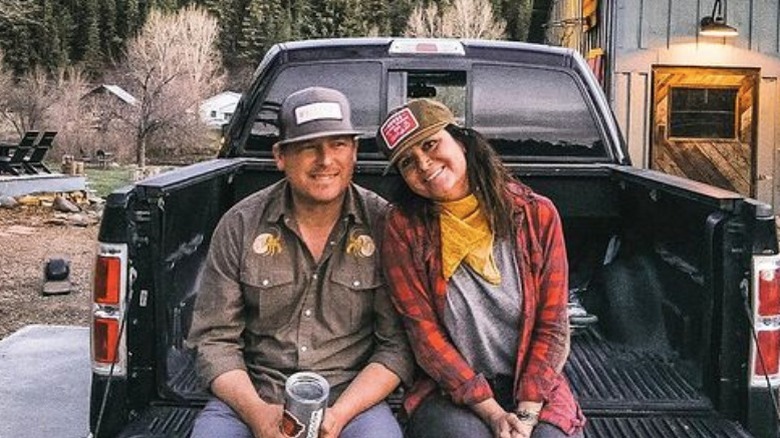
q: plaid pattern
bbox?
[382,182,585,434]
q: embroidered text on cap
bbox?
[295,102,343,125]
[380,108,419,151]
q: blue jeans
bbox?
[406,393,583,438]
[190,397,402,438]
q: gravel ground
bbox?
[0,206,98,340]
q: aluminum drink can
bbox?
[280,372,330,438]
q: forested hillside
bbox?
[0,0,543,79]
[0,0,549,166]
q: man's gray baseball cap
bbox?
[277,87,361,146]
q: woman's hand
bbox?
[472,398,532,438]
[508,416,534,438]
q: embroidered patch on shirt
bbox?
[380,107,419,150]
[253,232,283,256]
[346,232,376,258]
[294,102,343,125]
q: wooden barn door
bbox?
[651,67,759,196]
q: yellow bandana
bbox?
[439,194,501,284]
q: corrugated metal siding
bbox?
[546,0,780,210]
[614,0,780,210]
[616,0,780,54]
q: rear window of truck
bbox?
[249,62,382,152]
[247,61,607,161]
[472,64,606,161]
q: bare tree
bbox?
[0,56,91,165]
[0,66,57,137]
[406,3,443,38]
[44,67,91,160]
[405,0,506,40]
[115,5,224,168]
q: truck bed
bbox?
[115,325,752,438]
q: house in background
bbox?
[200,91,240,128]
[543,0,780,213]
[84,85,137,106]
[81,85,137,131]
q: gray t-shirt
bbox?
[443,239,521,378]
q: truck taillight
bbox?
[94,255,121,305]
[93,317,120,364]
[91,243,129,376]
[750,255,780,387]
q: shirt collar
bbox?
[265,180,364,225]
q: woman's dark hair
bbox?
[390,124,516,239]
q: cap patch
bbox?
[380,108,419,151]
[294,102,343,125]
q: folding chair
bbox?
[23,131,57,174]
[0,131,38,176]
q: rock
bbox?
[16,195,40,206]
[53,196,80,213]
[44,218,68,226]
[0,195,18,208]
[67,213,97,227]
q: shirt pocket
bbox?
[242,266,296,333]
[328,260,384,332]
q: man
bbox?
[188,87,413,438]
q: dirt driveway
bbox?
[0,207,97,339]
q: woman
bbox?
[378,99,585,438]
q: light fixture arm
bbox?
[711,0,723,21]
[699,0,738,37]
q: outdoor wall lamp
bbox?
[700,0,738,37]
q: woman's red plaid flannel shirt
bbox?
[382,182,585,434]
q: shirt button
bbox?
[312,274,318,280]
[304,309,312,317]
[261,279,269,286]
[300,346,308,352]
[329,241,336,246]
[353,280,361,287]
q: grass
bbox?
[85,167,135,198]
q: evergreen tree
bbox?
[306,0,368,38]
[0,21,36,74]
[37,0,69,71]
[99,0,119,60]
[118,0,141,41]
[71,0,101,72]
[499,0,532,41]
[387,1,414,35]
[236,0,265,63]
[213,0,251,70]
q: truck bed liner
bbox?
[117,326,751,437]
[116,404,752,438]
[585,416,752,437]
[566,328,711,414]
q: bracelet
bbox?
[515,409,539,425]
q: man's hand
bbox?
[248,403,286,438]
[318,405,349,438]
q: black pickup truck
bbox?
[88,38,780,438]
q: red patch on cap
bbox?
[380,108,419,150]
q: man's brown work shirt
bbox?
[188,180,413,404]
